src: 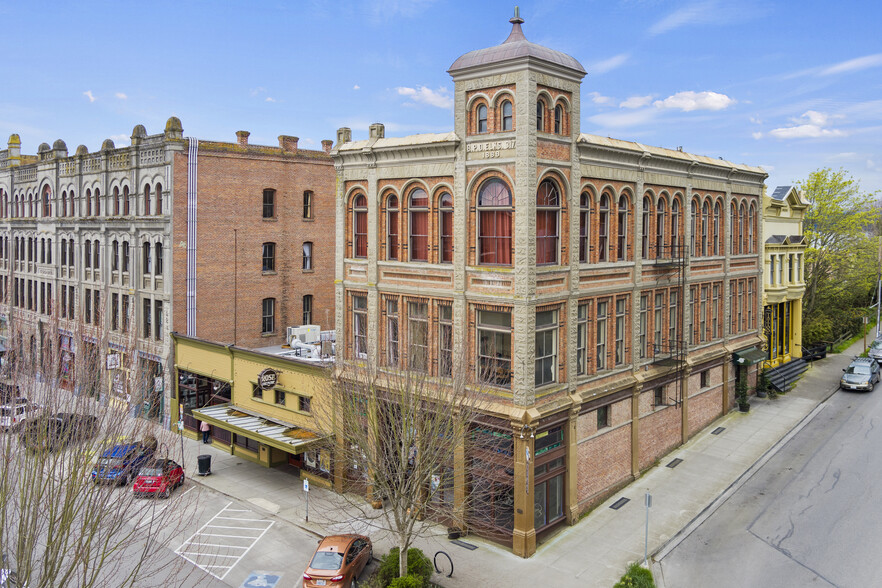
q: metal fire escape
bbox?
[651,243,688,405]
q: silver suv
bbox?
[840,357,881,392]
[868,339,882,362]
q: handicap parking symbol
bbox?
[241,571,282,588]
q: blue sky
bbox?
[2,0,880,194]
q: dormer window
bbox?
[477,105,488,133]
[502,100,513,131]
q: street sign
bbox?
[303,479,309,493]
[177,420,184,431]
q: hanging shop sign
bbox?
[258,368,279,390]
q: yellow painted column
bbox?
[453,426,466,530]
[566,406,579,524]
[792,298,803,359]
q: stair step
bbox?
[765,358,809,393]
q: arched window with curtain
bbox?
[386,194,399,260]
[598,194,610,262]
[713,200,722,255]
[112,240,119,271]
[144,184,151,215]
[536,179,560,265]
[536,100,545,131]
[85,189,92,216]
[740,202,748,254]
[691,199,698,256]
[439,192,453,264]
[656,197,667,258]
[408,188,429,262]
[730,202,738,254]
[617,195,630,261]
[69,190,75,217]
[554,104,563,134]
[123,186,130,215]
[642,195,652,259]
[113,187,120,216]
[154,183,162,215]
[501,100,513,131]
[42,186,51,217]
[352,194,368,259]
[748,203,756,253]
[476,104,488,133]
[579,192,590,263]
[477,179,513,265]
[701,200,709,256]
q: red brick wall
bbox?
[172,145,336,348]
[688,387,723,436]
[576,399,633,505]
[638,405,681,470]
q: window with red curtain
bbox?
[598,194,610,262]
[739,202,747,255]
[701,200,709,256]
[642,195,652,259]
[714,200,722,255]
[409,189,429,261]
[386,194,399,260]
[748,203,756,253]
[113,187,120,216]
[536,179,559,265]
[579,192,590,263]
[439,192,453,263]
[353,194,367,258]
[730,202,738,254]
[656,197,666,258]
[478,179,512,265]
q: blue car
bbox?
[91,443,155,485]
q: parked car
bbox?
[868,339,882,362]
[303,534,372,588]
[91,443,155,485]
[840,357,881,392]
[19,413,99,451]
[0,398,41,431]
[132,459,184,498]
[0,552,17,588]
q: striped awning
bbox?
[192,403,324,454]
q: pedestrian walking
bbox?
[200,420,211,444]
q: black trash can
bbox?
[197,454,211,476]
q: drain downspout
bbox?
[186,137,198,336]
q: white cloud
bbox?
[868,159,877,170]
[649,1,717,35]
[591,53,629,75]
[620,95,653,109]
[653,91,736,111]
[588,92,612,105]
[249,87,266,97]
[749,116,762,124]
[588,108,658,129]
[353,84,361,90]
[396,86,453,109]
[83,90,96,103]
[265,97,276,103]
[363,0,437,22]
[109,134,130,146]
[115,92,127,100]
[767,110,846,139]
[820,53,882,76]
[752,132,763,140]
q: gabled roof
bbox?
[771,185,792,200]
[448,12,585,76]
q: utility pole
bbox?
[876,223,881,338]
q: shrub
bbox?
[613,562,655,588]
[377,547,433,588]
[388,576,423,588]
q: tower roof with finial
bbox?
[448,7,586,77]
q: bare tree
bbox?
[313,346,503,580]
[0,310,197,587]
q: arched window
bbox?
[536,179,560,265]
[69,190,75,217]
[144,185,151,215]
[554,104,563,134]
[353,194,368,259]
[93,240,100,269]
[747,203,756,253]
[122,241,129,272]
[112,240,119,271]
[123,186,130,215]
[701,200,709,256]
[477,179,513,265]
[154,183,162,215]
[302,241,313,270]
[617,195,630,261]
[386,194,399,261]
[476,104,488,133]
[656,198,667,258]
[536,100,545,131]
[84,240,92,269]
[303,190,314,219]
[94,188,101,216]
[42,186,51,217]
[142,242,151,273]
[598,194,610,262]
[642,195,652,259]
[61,191,67,217]
[690,199,698,256]
[713,200,722,255]
[439,193,453,264]
[501,100,513,131]
[47,239,51,264]
[85,189,92,216]
[155,242,163,275]
[740,202,748,254]
[579,192,591,263]
[408,188,429,262]
[113,187,120,216]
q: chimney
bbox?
[279,135,299,152]
[7,134,21,167]
[369,123,385,140]
[236,131,250,146]
[336,127,352,146]
[321,140,333,154]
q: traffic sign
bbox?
[303,479,309,493]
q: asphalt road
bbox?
[656,381,882,587]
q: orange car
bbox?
[303,534,372,588]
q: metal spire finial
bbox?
[510,6,524,24]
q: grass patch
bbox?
[832,316,879,354]
[613,562,655,588]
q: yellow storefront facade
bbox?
[763,186,808,367]
[170,334,334,488]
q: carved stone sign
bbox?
[466,139,516,160]
[258,368,279,390]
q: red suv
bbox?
[303,534,372,588]
[132,459,184,498]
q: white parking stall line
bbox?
[175,502,275,581]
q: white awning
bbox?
[192,403,323,454]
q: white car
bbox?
[0,398,41,431]
[868,339,882,362]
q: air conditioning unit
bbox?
[286,326,299,346]
[287,325,320,345]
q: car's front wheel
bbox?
[161,487,171,499]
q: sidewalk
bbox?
[183,341,861,587]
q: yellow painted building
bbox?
[763,186,809,367]
[170,334,334,488]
